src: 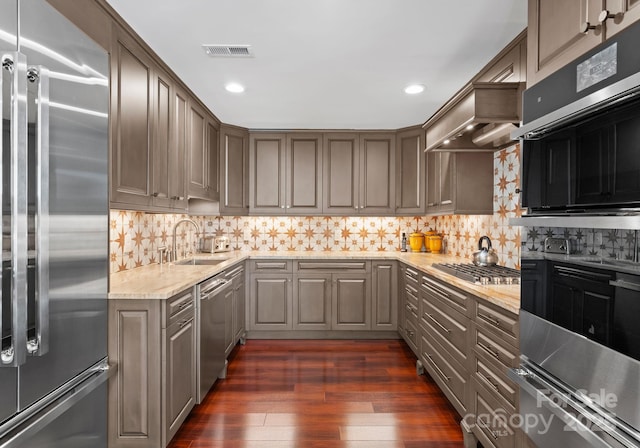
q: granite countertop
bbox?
[109,251,521,314]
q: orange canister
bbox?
[408,233,424,252]
[423,230,437,252]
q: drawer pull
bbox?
[406,329,415,337]
[477,418,499,439]
[178,302,190,309]
[482,373,500,392]
[424,353,450,382]
[424,313,451,334]
[478,312,501,328]
[179,319,190,328]
[422,281,449,300]
[406,268,419,278]
[478,342,500,360]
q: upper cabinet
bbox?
[426,152,494,216]
[249,133,323,215]
[323,133,395,215]
[110,29,154,209]
[528,0,640,86]
[187,101,219,201]
[395,128,425,215]
[109,25,220,212]
[220,125,249,215]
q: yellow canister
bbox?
[409,233,424,252]
[428,235,443,254]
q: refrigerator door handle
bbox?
[26,65,49,357]
[0,52,28,368]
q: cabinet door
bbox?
[286,133,323,214]
[527,0,604,86]
[371,261,397,331]
[206,120,220,200]
[323,133,359,214]
[220,126,249,215]
[169,86,188,209]
[151,69,171,208]
[233,274,246,340]
[249,274,292,330]
[520,260,546,317]
[438,151,454,212]
[575,125,609,204]
[164,317,195,443]
[603,0,640,37]
[111,31,153,208]
[224,287,234,355]
[293,274,332,330]
[359,133,395,214]
[610,112,640,203]
[332,274,371,330]
[395,129,425,215]
[543,133,574,207]
[426,151,440,213]
[249,133,286,213]
[187,102,208,198]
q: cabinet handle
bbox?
[440,200,452,205]
[406,268,419,278]
[179,319,191,328]
[406,329,414,337]
[424,313,451,334]
[477,418,499,440]
[179,302,189,309]
[580,21,598,33]
[478,342,500,360]
[424,353,450,382]
[152,192,159,197]
[478,312,501,328]
[286,205,290,209]
[427,202,437,207]
[598,9,617,24]
[171,196,184,201]
[280,205,285,209]
[482,373,500,392]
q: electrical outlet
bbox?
[594,232,603,246]
[243,240,249,245]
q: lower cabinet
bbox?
[108,288,196,448]
[248,259,397,335]
[224,262,246,355]
[248,260,294,331]
[397,268,522,448]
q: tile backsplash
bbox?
[522,226,639,260]
[109,144,522,273]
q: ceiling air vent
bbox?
[202,44,253,57]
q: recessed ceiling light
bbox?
[466,124,475,130]
[225,82,245,93]
[404,84,424,94]
[443,139,451,145]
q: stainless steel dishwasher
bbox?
[196,275,232,403]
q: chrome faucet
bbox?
[172,218,201,261]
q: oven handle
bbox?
[609,279,640,292]
[509,367,635,448]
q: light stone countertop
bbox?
[109,250,521,314]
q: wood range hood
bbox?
[422,81,525,152]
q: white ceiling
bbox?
[105,0,527,130]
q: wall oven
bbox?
[514,19,640,216]
[511,18,640,448]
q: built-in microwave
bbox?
[514,18,640,216]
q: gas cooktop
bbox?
[432,263,521,285]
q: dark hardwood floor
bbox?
[168,339,465,448]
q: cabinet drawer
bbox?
[250,260,292,272]
[404,290,419,324]
[404,266,420,286]
[166,289,195,327]
[471,378,517,448]
[420,333,468,415]
[473,324,518,371]
[471,353,517,408]
[420,295,469,369]
[420,275,470,316]
[224,263,245,280]
[295,260,369,272]
[403,318,419,353]
[475,300,519,347]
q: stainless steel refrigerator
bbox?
[0,0,109,446]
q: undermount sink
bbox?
[173,258,230,266]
